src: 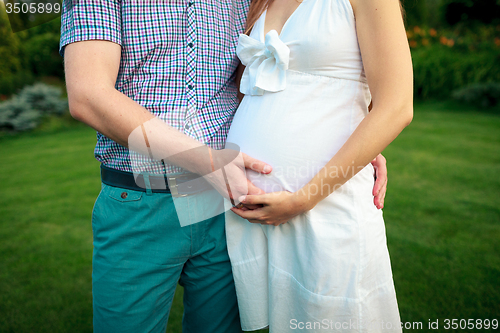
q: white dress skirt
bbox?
[225,0,402,332]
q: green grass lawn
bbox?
[0,101,499,332]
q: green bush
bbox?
[412,45,500,99]
[452,82,500,108]
[0,71,35,97]
[0,83,68,132]
[23,32,64,78]
[21,18,63,79]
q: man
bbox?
[60,0,388,332]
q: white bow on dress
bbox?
[237,30,290,96]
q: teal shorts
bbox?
[91,183,242,333]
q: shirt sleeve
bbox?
[59,0,122,56]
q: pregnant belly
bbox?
[226,71,370,193]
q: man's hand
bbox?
[203,149,270,206]
[371,154,388,209]
[240,152,270,209]
[242,152,272,195]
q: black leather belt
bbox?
[100,164,212,196]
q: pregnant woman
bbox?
[225,0,413,332]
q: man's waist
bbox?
[100,164,212,196]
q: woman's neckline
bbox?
[261,0,310,41]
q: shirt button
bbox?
[121,192,128,199]
[185,124,190,130]
[188,42,194,48]
[188,84,194,90]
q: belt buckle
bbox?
[168,176,190,198]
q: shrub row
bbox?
[412,44,500,100]
[452,83,500,108]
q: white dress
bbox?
[225,0,401,332]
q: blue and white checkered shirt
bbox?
[60,0,251,173]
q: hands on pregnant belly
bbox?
[229,156,323,226]
[230,154,389,226]
[231,189,314,226]
[204,147,273,208]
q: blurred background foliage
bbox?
[0,2,61,98]
[403,0,500,101]
[0,1,499,333]
[1,0,499,112]
[1,2,67,132]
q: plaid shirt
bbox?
[60,0,251,173]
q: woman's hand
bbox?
[230,191,313,226]
[371,154,388,209]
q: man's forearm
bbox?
[69,85,213,174]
